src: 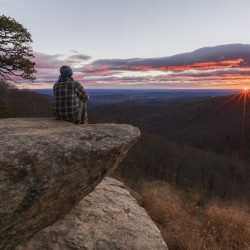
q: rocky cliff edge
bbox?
[0,118,140,249]
[17,177,168,250]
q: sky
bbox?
[2,0,250,89]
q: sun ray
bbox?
[240,88,250,157]
[212,88,249,159]
[215,91,242,110]
[235,91,245,105]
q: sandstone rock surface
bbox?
[17,177,168,250]
[0,118,140,249]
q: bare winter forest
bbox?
[1,81,250,249]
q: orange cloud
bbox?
[125,59,244,72]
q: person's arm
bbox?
[74,81,89,102]
[53,83,56,95]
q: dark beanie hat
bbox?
[60,65,73,77]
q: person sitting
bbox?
[53,65,89,124]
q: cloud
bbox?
[67,54,91,62]
[34,52,63,70]
[34,52,91,69]
[83,43,250,73]
[19,44,250,89]
[31,51,91,83]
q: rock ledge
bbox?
[0,118,140,249]
[17,177,168,250]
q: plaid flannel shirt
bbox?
[53,77,88,121]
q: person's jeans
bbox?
[75,100,88,124]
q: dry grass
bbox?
[140,181,250,250]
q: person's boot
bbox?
[81,113,88,124]
[80,119,88,124]
[74,120,81,125]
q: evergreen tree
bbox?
[0,15,36,81]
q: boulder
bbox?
[0,118,140,249]
[17,177,168,250]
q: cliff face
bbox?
[0,118,140,249]
[17,177,168,250]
